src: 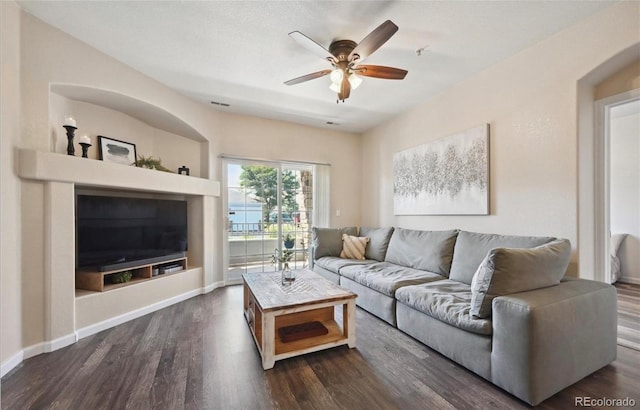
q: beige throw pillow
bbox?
[340,234,369,260]
[470,238,571,318]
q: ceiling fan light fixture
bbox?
[330,68,343,84]
[348,74,363,90]
[285,20,406,103]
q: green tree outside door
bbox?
[239,166,300,226]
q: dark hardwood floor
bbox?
[615,281,640,351]
[2,285,639,409]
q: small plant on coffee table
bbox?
[271,248,293,265]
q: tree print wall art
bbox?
[393,124,489,215]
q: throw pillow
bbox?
[449,231,555,285]
[384,228,459,275]
[359,227,394,261]
[470,238,571,318]
[312,227,358,259]
[340,234,370,260]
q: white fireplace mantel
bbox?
[18,148,220,196]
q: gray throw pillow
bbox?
[359,227,394,261]
[450,231,555,285]
[470,238,571,318]
[312,226,358,259]
[384,228,459,275]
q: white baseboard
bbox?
[45,333,78,353]
[24,333,79,358]
[2,283,226,377]
[76,288,202,340]
[618,276,640,285]
[225,278,243,286]
[202,281,225,294]
[22,342,45,360]
[4,334,81,377]
[1,350,24,378]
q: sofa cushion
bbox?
[470,238,571,318]
[359,227,394,261]
[449,231,555,285]
[340,234,369,260]
[312,226,358,259]
[340,261,444,297]
[384,228,459,276]
[395,280,492,335]
[314,256,376,275]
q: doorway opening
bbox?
[599,93,640,284]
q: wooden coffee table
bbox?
[242,268,357,369]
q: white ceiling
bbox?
[18,1,614,134]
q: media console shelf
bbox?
[75,257,188,292]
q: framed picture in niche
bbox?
[98,136,137,166]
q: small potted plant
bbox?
[272,248,295,284]
[111,270,133,284]
[283,233,295,249]
[134,155,174,172]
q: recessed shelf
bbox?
[75,263,202,297]
[76,257,188,292]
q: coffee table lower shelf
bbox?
[274,318,344,355]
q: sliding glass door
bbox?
[224,160,315,282]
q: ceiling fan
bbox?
[284,20,408,103]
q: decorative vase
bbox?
[281,262,295,285]
[284,239,295,249]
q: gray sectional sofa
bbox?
[310,226,617,406]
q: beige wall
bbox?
[1,0,24,367]
[595,60,640,100]
[217,112,362,227]
[361,2,639,278]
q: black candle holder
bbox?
[63,125,77,155]
[79,142,91,158]
[178,165,190,176]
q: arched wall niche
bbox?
[50,84,208,142]
[49,84,210,178]
[577,43,640,281]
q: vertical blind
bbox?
[313,164,330,228]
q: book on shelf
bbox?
[159,264,184,274]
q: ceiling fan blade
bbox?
[348,20,398,63]
[289,31,336,63]
[354,65,408,80]
[284,69,332,86]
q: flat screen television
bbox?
[76,195,188,271]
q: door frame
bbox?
[594,89,640,284]
[221,157,325,283]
